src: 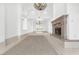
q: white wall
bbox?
[0,4,5,43]
[53,3,67,20]
[67,3,79,40]
[5,4,18,39]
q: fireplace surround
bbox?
[52,15,68,39]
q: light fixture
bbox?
[33,3,47,11]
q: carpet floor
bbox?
[4,35,58,55]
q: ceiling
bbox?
[21,3,53,21]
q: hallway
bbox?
[4,33,58,55]
[0,3,79,55]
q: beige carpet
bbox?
[4,35,58,55]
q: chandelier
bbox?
[33,3,47,11]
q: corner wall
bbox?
[67,3,79,40]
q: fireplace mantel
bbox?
[52,15,68,24]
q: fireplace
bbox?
[51,15,68,40]
[51,15,67,38]
[55,27,61,35]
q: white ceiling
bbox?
[21,3,53,20]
